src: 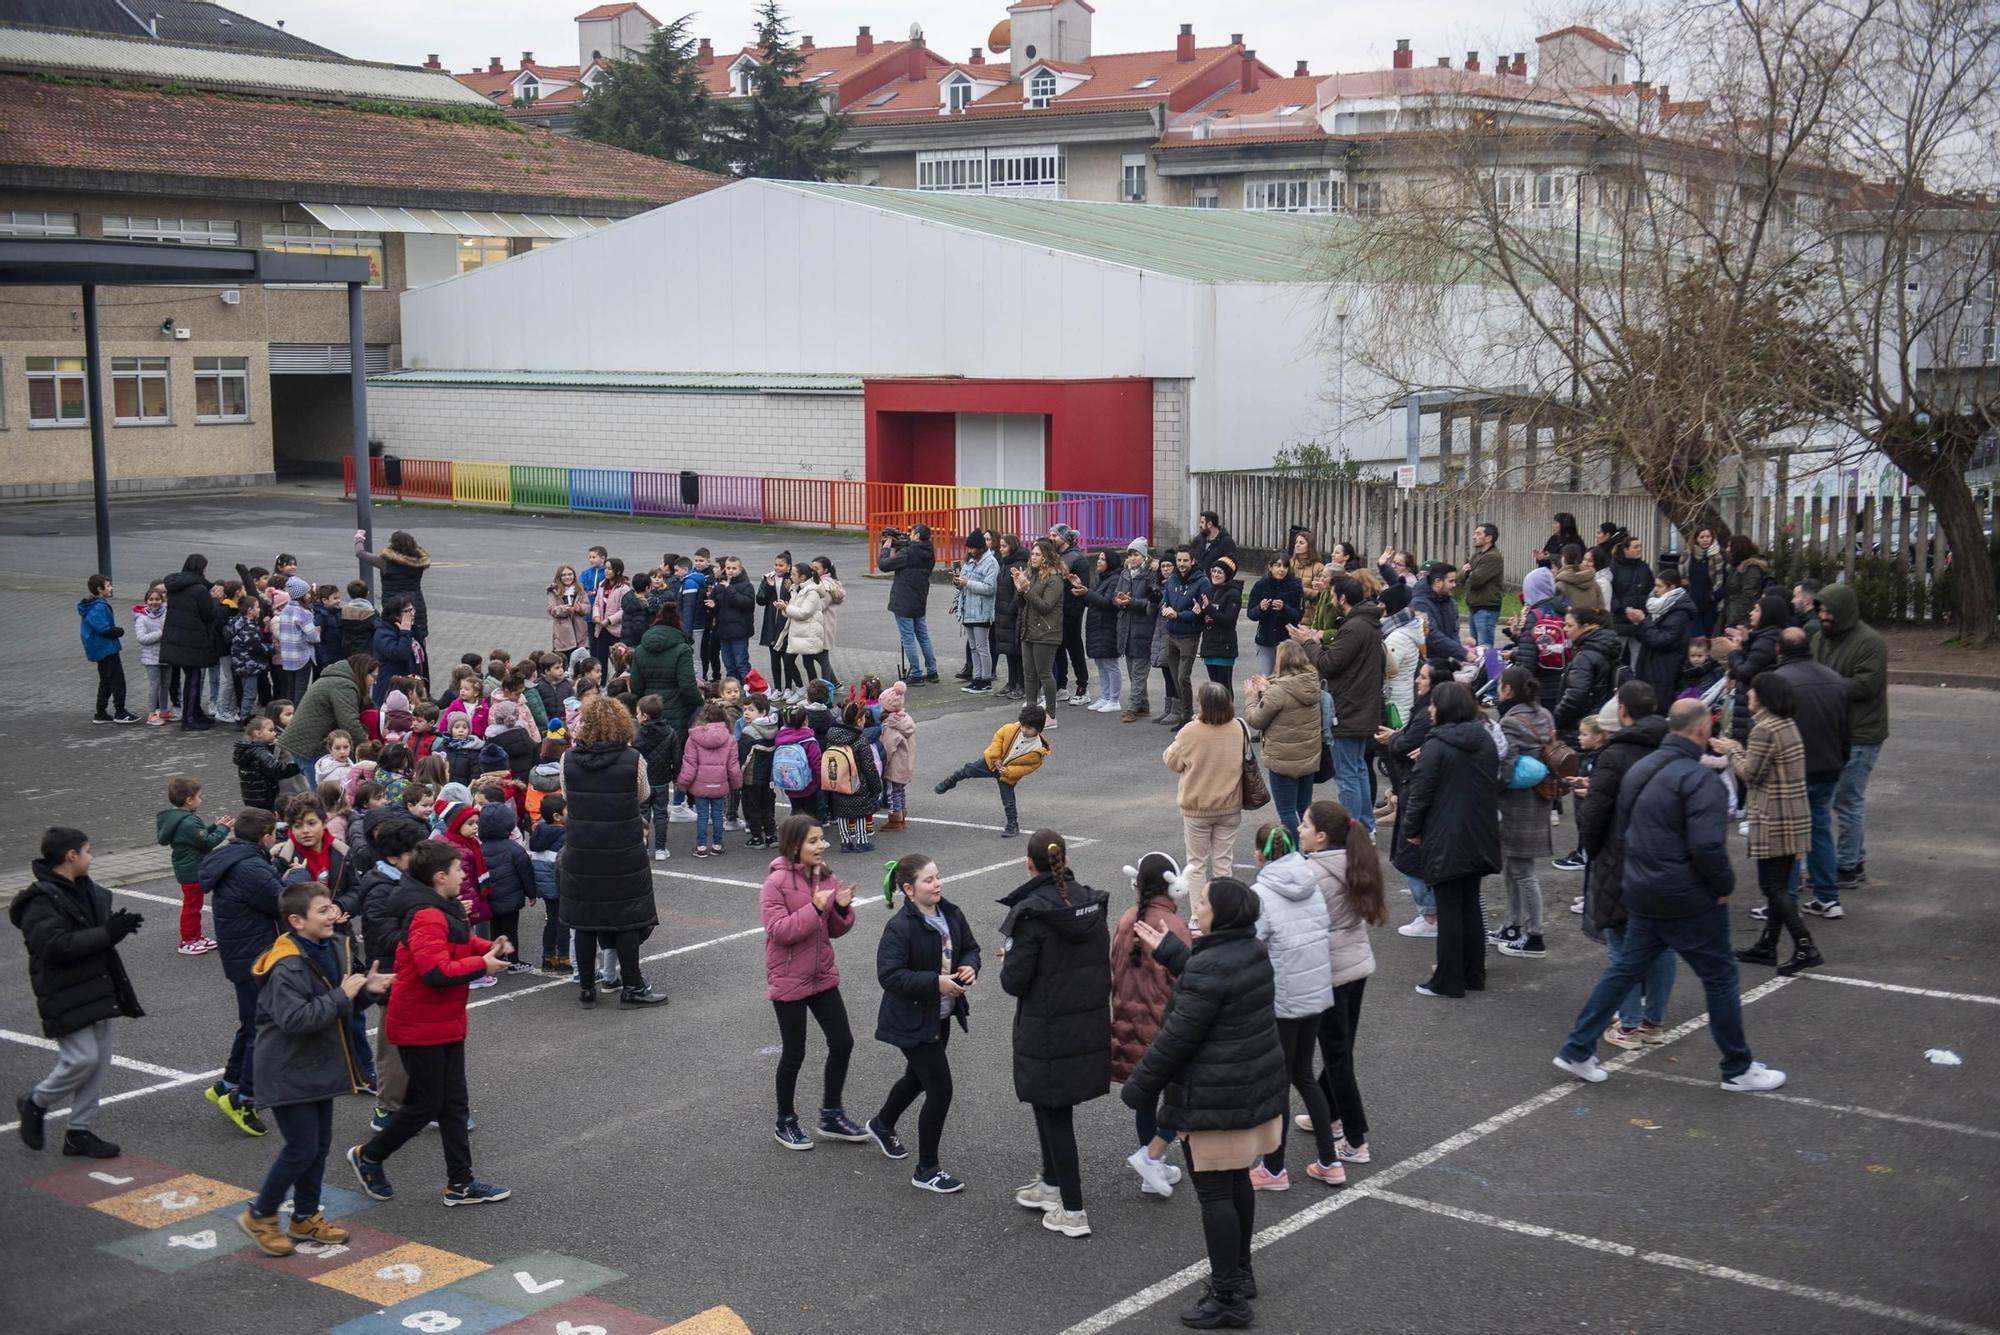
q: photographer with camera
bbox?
[879,525,940,687]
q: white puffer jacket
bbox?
[778,580,829,656]
[1382,615,1426,720]
[1305,847,1376,986]
[1251,852,1335,1019]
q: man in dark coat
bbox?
[1554,608,1623,731]
[10,827,143,1157]
[1578,682,1666,935]
[1812,583,1888,891]
[1050,525,1093,703]
[161,553,220,731]
[1394,693,1502,997]
[1555,700,1785,1093]
[1411,563,1469,663]
[1300,576,1385,829]
[878,525,939,685]
[1774,627,1853,918]
[199,809,288,1134]
[1109,540,1159,721]
[1188,511,1238,580]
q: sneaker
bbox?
[1603,1024,1648,1051]
[691,846,709,859]
[653,849,668,862]
[1720,1062,1787,1093]
[61,1128,121,1158]
[1569,896,1586,915]
[1802,899,1844,919]
[15,1094,47,1150]
[1306,1160,1347,1187]
[504,961,533,975]
[177,941,208,956]
[1637,1024,1669,1045]
[91,713,114,725]
[1000,824,1020,839]
[933,778,956,795]
[113,712,142,724]
[667,805,696,823]
[1748,904,1770,921]
[866,1117,908,1160]
[1837,863,1867,889]
[145,711,165,726]
[1497,934,1546,958]
[1015,1178,1063,1211]
[468,975,497,989]
[208,1085,268,1137]
[1413,983,1443,997]
[443,1180,512,1206]
[195,937,218,953]
[618,984,669,1007]
[725,817,747,831]
[1089,698,1119,712]
[1552,851,1586,872]
[910,1166,964,1194]
[1043,1207,1092,1237]
[369,1106,394,1134]
[962,682,995,695]
[353,1078,379,1098]
[347,1145,393,1200]
[237,1210,295,1257]
[1397,914,1438,938]
[1126,1147,1175,1197]
[1068,690,1091,707]
[1553,1054,1609,1084]
[774,1116,815,1151]
[815,1108,870,1142]
[923,674,940,685]
[1486,924,1522,946]
[1248,1163,1289,1191]
[1042,716,1057,732]
[286,1212,349,1244]
[1333,1138,1370,1164]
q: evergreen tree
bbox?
[719,0,859,181]
[572,13,731,175]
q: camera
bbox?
[880,527,910,549]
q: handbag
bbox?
[1239,720,1271,811]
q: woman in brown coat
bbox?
[548,565,589,655]
[1109,852,1194,1197]
[1244,640,1323,844]
[1163,683,1250,903]
[1714,670,1822,974]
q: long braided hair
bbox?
[1027,829,1070,905]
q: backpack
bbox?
[820,743,860,795]
[528,760,561,793]
[773,741,813,794]
[1527,608,1569,672]
[1534,733,1581,801]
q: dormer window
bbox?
[948,79,974,112]
[732,59,757,95]
[1276,104,1304,116]
[1027,70,1056,108]
[517,75,540,103]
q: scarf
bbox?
[1646,587,1688,619]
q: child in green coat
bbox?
[155,776,231,956]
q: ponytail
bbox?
[884,853,934,906]
[1303,799,1388,926]
[1254,822,1295,862]
[1027,829,1070,906]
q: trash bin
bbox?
[368,439,384,459]
[383,453,403,488]
[679,469,700,508]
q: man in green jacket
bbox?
[1462,524,1505,648]
[1812,584,1887,892]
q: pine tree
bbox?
[719,0,859,181]
[572,14,731,175]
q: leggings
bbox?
[798,651,830,685]
[767,649,801,691]
[772,986,854,1120]
[1266,1013,1337,1171]
[1191,1167,1256,1288]
[1024,641,1061,716]
[1313,979,1369,1146]
[1204,661,1235,690]
[1002,649,1022,692]
[1133,1091,1178,1148]
[876,1018,953,1171]
[1032,1102,1085,1212]
[1756,854,1810,945]
[577,928,647,989]
[180,665,207,729]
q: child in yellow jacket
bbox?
[933,704,1048,838]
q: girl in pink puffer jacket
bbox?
[677,703,743,857]
[758,814,867,1149]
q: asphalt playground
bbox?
[0,491,1994,1335]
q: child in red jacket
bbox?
[346,840,511,1207]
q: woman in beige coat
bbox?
[1712,671,1821,975]
[1164,681,1250,902]
[1243,640,1322,843]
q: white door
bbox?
[956,413,1046,491]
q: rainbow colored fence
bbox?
[341,459,1149,566]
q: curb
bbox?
[1887,669,2000,692]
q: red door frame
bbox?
[864,377,1153,497]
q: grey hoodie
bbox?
[1251,851,1334,1019]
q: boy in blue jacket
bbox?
[79,575,139,724]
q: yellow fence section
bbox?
[902,484,978,512]
[451,461,512,506]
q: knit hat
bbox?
[437,782,473,808]
[965,530,988,552]
[1126,537,1150,560]
[268,589,290,611]
[1380,582,1412,615]
[880,679,907,714]
[1052,524,1078,547]
[438,799,476,835]
[286,576,310,600]
[488,699,519,728]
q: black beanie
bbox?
[1380,582,1412,615]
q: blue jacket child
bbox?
[78,593,124,661]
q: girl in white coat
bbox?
[1246,824,1343,1189]
[1297,799,1388,1165]
[779,568,832,685]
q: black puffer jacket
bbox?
[1578,714,1666,931]
[9,862,143,1038]
[357,856,435,970]
[1060,544,1092,628]
[1617,734,1735,915]
[875,895,982,1049]
[1633,592,1698,707]
[1121,926,1287,1133]
[821,721,883,822]
[159,560,219,669]
[1608,552,1654,623]
[1084,570,1122,661]
[558,742,657,933]
[1773,653,1852,784]
[879,537,936,619]
[993,548,1028,649]
[1392,720,1502,884]
[998,873,1112,1108]
[1197,579,1242,660]
[709,572,757,641]
[199,839,284,983]
[1726,613,1785,744]
[756,570,788,648]
[1314,602,1385,738]
[1554,626,1622,730]
[478,802,535,917]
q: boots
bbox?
[1777,934,1825,975]
[1179,1277,1253,1329]
[881,811,906,834]
[619,983,670,1007]
[1734,922,1781,967]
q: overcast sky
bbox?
[226,1,1562,79]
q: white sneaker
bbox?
[1090,699,1118,713]
[725,818,747,831]
[1015,1178,1063,1211]
[667,805,695,823]
[1397,913,1438,938]
[1292,1114,1343,1138]
[653,849,668,861]
[177,941,207,956]
[1042,1207,1091,1237]
[1553,1054,1608,1084]
[1126,1147,1174,1197]
[1721,1062,1787,1093]
[469,975,498,989]
[1067,691,1091,707]
[1042,716,1058,732]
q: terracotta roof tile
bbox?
[703,39,946,99]
[0,74,722,206]
[850,45,1259,122]
[1184,72,1322,118]
[575,2,657,21]
[1536,25,1629,53]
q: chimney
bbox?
[1392,38,1412,70]
[970,47,985,65]
[856,24,873,54]
[800,35,814,54]
[1229,32,1243,46]
[1512,52,1527,75]
[1464,50,1480,73]
[1436,57,1451,68]
[1656,83,1670,112]
[521,51,534,66]
[1294,59,1309,77]
[697,37,713,66]
[1176,23,1196,63]
[1495,56,1509,76]
[1239,49,1260,94]
[487,56,503,73]
[423,54,441,70]
[907,35,927,82]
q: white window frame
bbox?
[1027,71,1057,109]
[111,356,171,425]
[1121,154,1147,202]
[102,216,238,246]
[986,145,1063,197]
[194,356,250,423]
[947,78,973,112]
[27,356,88,427]
[1192,188,1219,209]
[1490,175,1525,212]
[262,222,385,288]
[1243,175,1338,214]
[458,236,513,272]
[1352,180,1384,215]
[1533,172,1567,210]
[917,150,987,193]
[733,59,757,96]
[0,210,77,237]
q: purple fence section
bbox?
[697,473,764,523]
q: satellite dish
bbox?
[909,22,924,41]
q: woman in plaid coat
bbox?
[1715,670,1822,975]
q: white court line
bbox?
[0,1027,195,1080]
[903,815,1099,844]
[1620,1067,2000,1141]
[0,1067,225,1136]
[654,868,764,889]
[1055,975,1796,1335]
[1366,1188,2000,1335]
[109,886,210,915]
[1799,973,2000,1007]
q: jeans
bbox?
[1266,1013,1337,1171]
[1559,906,1752,1078]
[1093,658,1122,706]
[1024,641,1061,717]
[1313,980,1368,1145]
[944,759,1018,826]
[1806,779,1839,903]
[361,1041,473,1187]
[32,1019,112,1131]
[94,655,128,716]
[1470,607,1500,648]
[895,615,938,678]
[1033,1102,1085,1211]
[1406,874,1435,916]
[1332,738,1374,833]
[539,896,565,962]
[772,986,854,1120]
[1254,644,1277,677]
[693,795,726,846]
[1602,922,1676,1029]
[1181,811,1241,902]
[1122,653,1151,713]
[721,638,752,684]
[642,788,673,851]
[1502,855,1544,935]
[1191,1168,1256,1288]
[347,1005,376,1084]
[224,975,259,1103]
[1269,770,1315,843]
[965,625,993,682]
[144,663,170,714]
[1165,635,1201,719]
[236,673,260,718]
[877,1016,953,1171]
[1833,743,1879,869]
[253,1098,334,1218]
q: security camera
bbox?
[160,318,175,335]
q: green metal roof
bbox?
[371,370,863,393]
[782,183,1360,283]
